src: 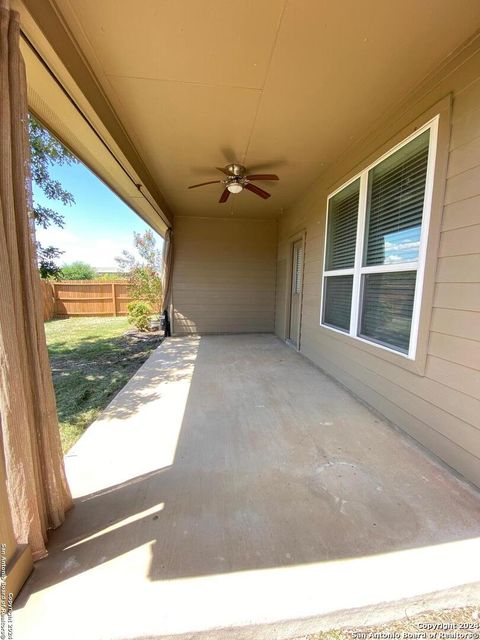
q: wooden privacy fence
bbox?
[41,280,133,320]
[41,279,55,321]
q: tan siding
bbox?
[444,164,480,204]
[451,76,480,122]
[447,134,480,177]
[426,356,480,400]
[430,308,480,341]
[434,282,480,311]
[436,255,480,282]
[441,194,480,230]
[450,107,480,149]
[172,217,277,334]
[429,333,480,370]
[276,42,480,487]
[438,224,480,256]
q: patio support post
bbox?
[160,227,173,330]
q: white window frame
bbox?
[319,115,439,360]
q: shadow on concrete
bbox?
[15,334,480,607]
[94,337,198,422]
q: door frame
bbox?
[285,229,306,351]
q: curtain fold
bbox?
[0,0,72,560]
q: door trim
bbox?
[285,230,306,351]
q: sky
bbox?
[33,160,163,270]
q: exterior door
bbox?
[288,239,304,347]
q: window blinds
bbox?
[364,130,430,266]
[323,275,353,331]
[326,179,360,270]
[360,271,417,352]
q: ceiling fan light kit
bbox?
[188,163,279,203]
[227,182,243,194]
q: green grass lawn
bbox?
[45,316,162,452]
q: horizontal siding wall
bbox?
[276,41,480,488]
[172,217,277,334]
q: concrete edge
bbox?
[128,581,480,640]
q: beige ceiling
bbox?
[50,0,480,219]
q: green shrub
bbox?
[61,261,96,280]
[127,301,152,332]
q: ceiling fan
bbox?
[188,163,279,203]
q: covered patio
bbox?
[1,1,480,636]
[14,335,480,639]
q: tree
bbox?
[116,230,162,312]
[29,115,78,278]
[61,261,96,280]
[116,230,162,274]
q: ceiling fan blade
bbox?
[246,174,279,181]
[188,180,221,189]
[219,188,230,203]
[245,183,271,199]
[216,166,232,176]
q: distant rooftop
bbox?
[95,266,122,274]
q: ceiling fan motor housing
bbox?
[226,163,246,177]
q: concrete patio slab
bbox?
[13,335,480,640]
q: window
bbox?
[320,118,438,358]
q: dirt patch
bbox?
[299,606,480,640]
[124,328,164,341]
